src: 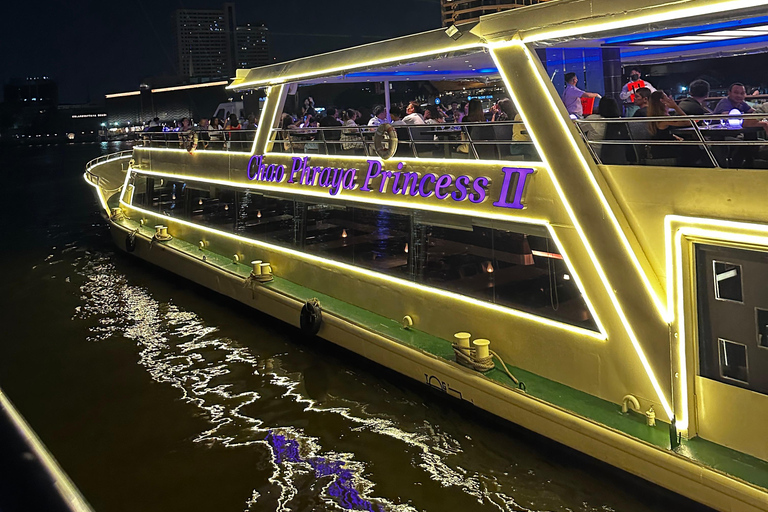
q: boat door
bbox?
[694,244,768,457]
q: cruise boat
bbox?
[85,0,768,509]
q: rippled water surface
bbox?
[0,143,712,512]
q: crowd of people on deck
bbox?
[140,111,260,149]
[135,66,768,167]
[276,95,536,158]
[564,68,768,167]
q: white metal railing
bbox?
[84,150,133,191]
[269,121,541,161]
[574,113,768,168]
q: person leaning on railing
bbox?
[197,118,211,149]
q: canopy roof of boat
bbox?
[228,0,768,90]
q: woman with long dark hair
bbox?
[465,99,485,123]
[646,90,689,162]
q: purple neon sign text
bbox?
[246,156,533,210]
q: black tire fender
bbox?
[300,299,322,335]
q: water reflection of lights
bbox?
[74,253,541,511]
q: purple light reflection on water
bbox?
[266,431,384,512]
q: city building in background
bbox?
[174,3,237,79]
[3,77,58,114]
[174,3,271,80]
[441,0,549,26]
[236,24,270,69]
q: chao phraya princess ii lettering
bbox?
[246,155,534,210]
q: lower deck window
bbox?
[128,172,597,331]
[719,338,749,383]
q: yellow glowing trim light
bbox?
[252,85,282,155]
[129,167,547,228]
[229,43,484,88]
[134,146,249,156]
[105,91,140,99]
[0,389,92,511]
[490,44,673,419]
[122,167,606,340]
[151,81,229,93]
[664,215,768,432]
[490,40,669,323]
[520,0,768,43]
[83,172,110,215]
[269,149,543,167]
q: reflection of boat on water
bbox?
[86,1,768,510]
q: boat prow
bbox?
[83,150,133,217]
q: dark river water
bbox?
[0,142,713,512]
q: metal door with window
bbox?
[696,244,768,395]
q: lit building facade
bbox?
[236,24,270,69]
[441,0,549,26]
[174,3,237,79]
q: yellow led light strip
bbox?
[0,389,92,511]
[82,173,110,215]
[134,146,249,156]
[490,44,673,419]
[268,149,543,167]
[120,168,606,340]
[520,0,768,43]
[229,43,483,88]
[151,81,229,93]
[105,91,140,99]
[665,215,768,432]
[129,167,546,227]
[252,85,283,155]
[490,39,669,323]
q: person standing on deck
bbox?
[620,68,656,116]
[562,72,601,117]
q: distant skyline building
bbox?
[4,77,58,109]
[174,3,236,79]
[173,4,271,80]
[441,0,549,26]
[235,24,270,69]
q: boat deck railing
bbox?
[131,115,768,170]
[84,150,133,191]
[137,130,258,152]
[574,113,768,169]
[270,121,541,161]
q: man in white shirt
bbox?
[402,101,425,125]
[368,105,388,126]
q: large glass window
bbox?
[127,172,596,331]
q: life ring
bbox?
[185,130,198,153]
[300,298,323,335]
[373,123,398,159]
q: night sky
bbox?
[2,0,442,104]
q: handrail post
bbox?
[690,117,719,168]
